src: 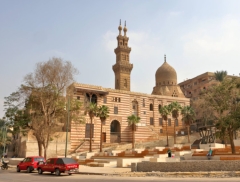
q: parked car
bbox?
[17,156,45,173]
[37,158,79,176]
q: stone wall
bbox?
[14,131,71,158]
[133,161,240,172]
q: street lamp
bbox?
[64,97,70,158]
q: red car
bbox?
[37,158,79,176]
[17,156,45,173]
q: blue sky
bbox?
[1,0,240,118]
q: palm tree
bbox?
[85,102,98,152]
[214,70,227,82]
[181,106,195,143]
[127,114,140,149]
[169,102,182,144]
[96,105,109,152]
[159,105,171,146]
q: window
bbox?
[160,129,163,133]
[114,106,118,114]
[34,158,44,162]
[77,96,80,100]
[149,104,153,111]
[168,118,171,126]
[143,99,145,107]
[158,104,162,111]
[85,124,94,138]
[50,159,55,164]
[124,79,127,88]
[103,97,107,103]
[175,119,178,126]
[150,117,154,125]
[143,111,146,114]
[113,97,121,102]
[159,118,163,126]
[133,105,135,109]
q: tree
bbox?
[4,57,80,158]
[181,106,195,143]
[0,119,12,155]
[214,70,227,82]
[168,102,182,144]
[127,114,140,149]
[85,102,98,152]
[202,77,240,154]
[192,98,215,127]
[96,105,109,152]
[159,105,171,146]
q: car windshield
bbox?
[34,158,44,162]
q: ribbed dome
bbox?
[155,58,177,86]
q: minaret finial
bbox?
[123,20,127,36]
[164,54,166,62]
[118,19,122,35]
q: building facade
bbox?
[178,72,218,100]
[70,23,190,152]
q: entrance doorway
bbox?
[110,120,121,143]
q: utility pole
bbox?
[65,97,70,158]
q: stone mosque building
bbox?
[70,23,190,152]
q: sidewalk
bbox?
[79,165,131,175]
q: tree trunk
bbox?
[187,125,190,143]
[166,120,169,147]
[229,130,236,154]
[100,121,103,152]
[35,135,43,156]
[43,146,48,159]
[37,140,43,156]
[174,120,176,144]
[89,118,92,152]
[132,124,135,149]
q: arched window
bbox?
[124,79,127,88]
[150,104,153,111]
[158,104,162,111]
[91,94,97,104]
[175,119,179,126]
[116,79,119,88]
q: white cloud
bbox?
[181,15,240,79]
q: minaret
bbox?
[112,20,133,91]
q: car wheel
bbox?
[27,167,31,173]
[17,166,21,172]
[38,168,43,175]
[68,173,72,175]
[55,169,60,176]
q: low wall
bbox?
[132,161,240,172]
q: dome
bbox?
[155,56,177,86]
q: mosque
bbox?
[70,22,190,152]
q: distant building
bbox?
[178,72,218,101]
[70,22,190,152]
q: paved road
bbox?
[1,169,240,182]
